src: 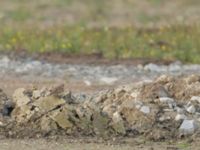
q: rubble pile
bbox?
[1,75,200,140]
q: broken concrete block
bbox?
[179,120,198,135]
[34,96,66,112]
[13,88,31,107]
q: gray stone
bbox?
[159,97,174,103]
[175,107,184,114]
[159,97,176,108]
[186,105,196,114]
[100,77,118,85]
[159,116,171,122]
[140,106,150,114]
[157,87,171,98]
[179,120,198,135]
[144,63,162,72]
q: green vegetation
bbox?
[176,141,191,149]
[0,0,200,63]
[0,25,200,63]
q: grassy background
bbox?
[0,0,200,63]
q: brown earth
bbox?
[2,51,174,66]
[0,137,197,150]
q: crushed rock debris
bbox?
[1,75,200,140]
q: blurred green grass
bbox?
[1,25,200,63]
[0,0,200,63]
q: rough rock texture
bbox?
[2,75,200,140]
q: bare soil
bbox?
[0,137,198,150]
[4,51,174,66]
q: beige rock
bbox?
[49,107,73,129]
[13,88,31,107]
[119,99,136,111]
[32,90,41,99]
[102,104,116,118]
[11,105,34,123]
[0,89,9,112]
[40,115,58,132]
[185,74,200,84]
[156,75,174,84]
[34,96,65,112]
[120,106,153,131]
[75,107,93,131]
[111,112,126,135]
[93,111,110,136]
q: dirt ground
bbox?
[0,138,196,150]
